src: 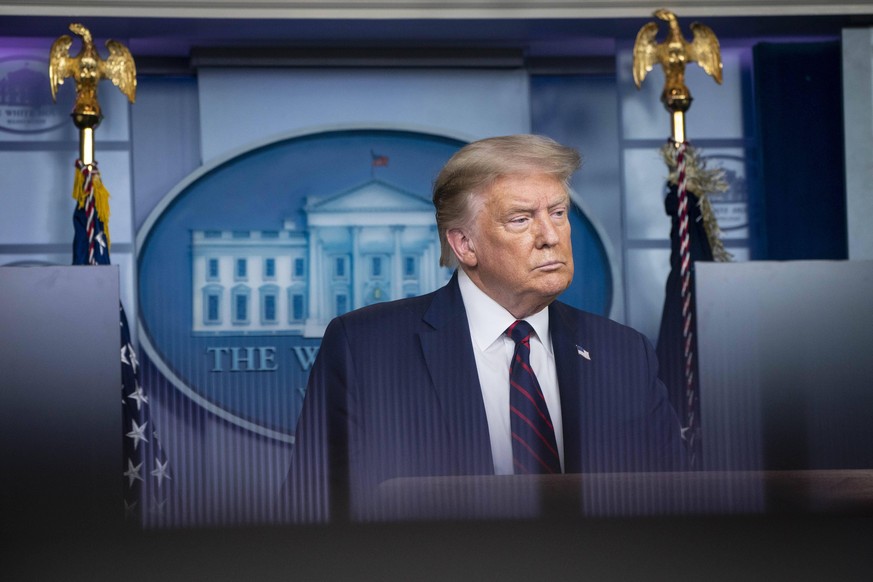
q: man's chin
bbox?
[534,275,573,299]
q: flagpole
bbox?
[671,109,687,146]
[74,112,99,166]
[50,24,171,527]
[660,63,692,146]
[663,73,691,146]
[633,9,724,468]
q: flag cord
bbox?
[73,159,112,257]
[676,142,698,467]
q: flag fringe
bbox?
[72,161,112,250]
[660,143,732,263]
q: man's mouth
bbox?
[535,261,565,272]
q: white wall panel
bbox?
[622,147,672,241]
[843,27,873,260]
[624,247,669,343]
[1,151,80,245]
[197,68,530,163]
[0,150,133,246]
[131,77,201,230]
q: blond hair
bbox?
[432,134,581,267]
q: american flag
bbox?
[655,180,709,466]
[72,159,171,525]
[371,150,389,167]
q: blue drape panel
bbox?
[752,41,847,261]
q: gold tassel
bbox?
[71,167,84,205]
[660,143,732,262]
[72,163,112,250]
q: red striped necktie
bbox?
[506,320,561,475]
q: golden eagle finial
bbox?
[49,23,136,123]
[633,9,722,113]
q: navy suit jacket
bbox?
[284,272,685,522]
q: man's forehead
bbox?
[487,175,569,205]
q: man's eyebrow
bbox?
[503,203,536,214]
[548,195,571,209]
[499,198,537,214]
[501,196,569,216]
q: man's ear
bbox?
[446,228,477,268]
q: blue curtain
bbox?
[751,41,847,261]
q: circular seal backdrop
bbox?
[137,128,613,441]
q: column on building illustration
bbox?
[352,225,363,310]
[304,229,323,337]
[392,226,403,301]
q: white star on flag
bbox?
[124,459,143,486]
[127,343,139,373]
[121,342,139,373]
[95,231,107,255]
[149,495,168,516]
[151,458,172,487]
[126,419,149,450]
[127,381,148,411]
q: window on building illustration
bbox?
[236,258,247,280]
[404,256,417,278]
[335,257,346,279]
[236,295,248,322]
[207,258,219,280]
[291,293,305,321]
[293,257,305,279]
[232,286,250,324]
[371,256,382,278]
[264,258,276,279]
[204,230,222,239]
[260,285,279,324]
[232,230,250,239]
[263,294,276,323]
[207,294,220,322]
[336,294,348,316]
[203,286,223,324]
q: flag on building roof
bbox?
[371,150,389,167]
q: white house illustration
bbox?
[192,180,451,337]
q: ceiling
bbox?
[1,9,871,73]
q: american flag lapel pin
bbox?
[576,344,591,361]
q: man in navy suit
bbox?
[284,135,685,522]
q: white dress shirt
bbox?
[457,269,565,475]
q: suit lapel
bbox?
[550,301,594,473]
[418,273,494,474]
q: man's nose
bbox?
[534,215,561,247]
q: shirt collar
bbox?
[457,269,553,354]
